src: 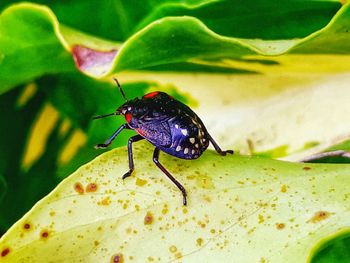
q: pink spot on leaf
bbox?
[72,45,117,76]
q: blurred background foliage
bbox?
[1,0,350,261]
[0,0,191,234]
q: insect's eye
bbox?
[125,112,133,122]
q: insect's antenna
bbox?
[113,78,128,101]
[92,113,115,120]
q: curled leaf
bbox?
[1,2,350,93]
[72,45,117,76]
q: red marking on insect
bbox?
[143,91,160,99]
[135,128,145,137]
[125,112,132,122]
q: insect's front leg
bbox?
[207,133,234,156]
[95,123,130,149]
[122,135,144,180]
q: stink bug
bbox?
[94,79,233,205]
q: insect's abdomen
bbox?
[135,121,172,147]
[160,114,209,160]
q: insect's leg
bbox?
[122,135,144,179]
[95,123,130,149]
[207,133,234,156]
[152,148,187,206]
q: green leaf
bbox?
[0,0,126,41]
[113,2,350,73]
[0,85,76,232]
[296,139,350,164]
[0,142,349,262]
[0,4,75,94]
[0,175,6,203]
[327,140,350,152]
[2,2,350,88]
[134,0,341,39]
[311,234,350,263]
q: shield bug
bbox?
[94,79,233,205]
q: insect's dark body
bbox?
[94,80,233,206]
[122,92,209,160]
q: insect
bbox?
[94,79,233,205]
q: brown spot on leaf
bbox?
[197,175,215,189]
[111,253,124,263]
[1,248,10,257]
[74,182,84,194]
[86,183,98,192]
[276,223,285,230]
[98,196,111,206]
[144,212,154,225]
[308,211,332,223]
[203,195,212,202]
[280,185,287,193]
[136,178,147,187]
[40,230,49,239]
[169,245,177,253]
[196,238,203,246]
[175,252,182,259]
[197,220,206,228]
[258,214,264,224]
[23,222,31,230]
[162,205,168,215]
[303,166,311,171]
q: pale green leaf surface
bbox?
[118,71,350,161]
[0,142,349,262]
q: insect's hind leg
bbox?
[122,135,144,179]
[153,148,187,206]
[207,133,234,156]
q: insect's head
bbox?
[115,99,140,121]
[93,78,173,125]
[92,78,140,121]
